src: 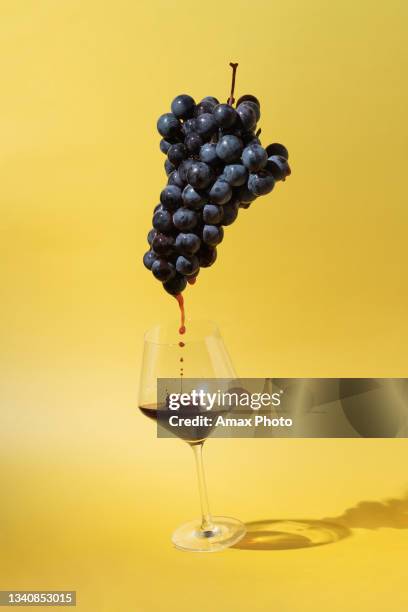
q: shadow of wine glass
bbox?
[233,491,408,551]
[233,519,351,551]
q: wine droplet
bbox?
[175,294,186,381]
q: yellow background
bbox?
[1,1,408,610]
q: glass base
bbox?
[172,516,246,552]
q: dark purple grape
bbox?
[160,139,172,154]
[198,244,217,267]
[164,159,175,176]
[241,144,268,172]
[187,269,200,283]
[152,233,175,256]
[171,94,195,120]
[222,164,248,186]
[248,172,275,196]
[203,204,224,224]
[176,255,200,276]
[213,104,238,128]
[266,143,289,160]
[216,135,243,163]
[167,170,185,188]
[221,201,239,225]
[236,104,257,130]
[236,94,260,107]
[160,185,182,211]
[178,159,194,182]
[237,184,257,204]
[157,113,182,139]
[265,155,291,181]
[175,232,201,255]
[202,224,224,246]
[199,143,219,166]
[173,208,198,231]
[143,250,157,270]
[239,100,260,122]
[147,228,157,245]
[195,96,219,115]
[202,96,219,105]
[209,179,232,205]
[167,143,187,167]
[187,162,213,189]
[196,113,218,140]
[182,185,205,209]
[153,208,174,232]
[163,273,187,295]
[185,133,203,155]
[152,258,176,282]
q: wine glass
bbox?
[138,319,246,552]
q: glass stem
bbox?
[191,442,214,533]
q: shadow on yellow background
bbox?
[235,491,408,550]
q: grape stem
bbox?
[227,62,238,106]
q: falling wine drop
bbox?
[175,293,187,379]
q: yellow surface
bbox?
[1,1,408,611]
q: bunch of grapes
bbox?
[143,64,291,295]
